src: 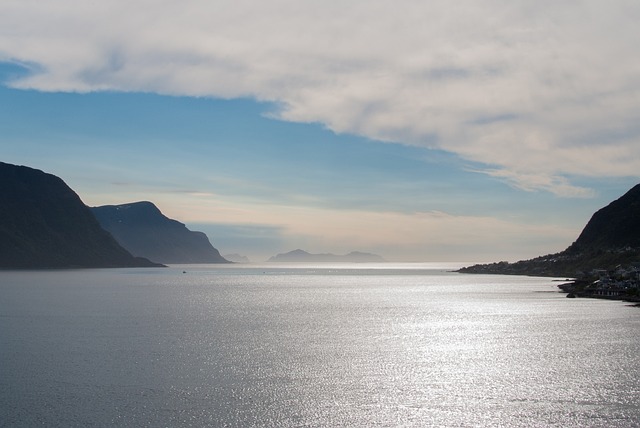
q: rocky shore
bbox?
[556,264,640,304]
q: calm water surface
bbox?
[1,263,639,427]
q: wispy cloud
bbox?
[1,0,639,195]
[477,169,595,198]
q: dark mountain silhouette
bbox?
[0,162,160,269]
[460,184,640,277]
[91,202,229,264]
[268,249,386,263]
[570,184,640,251]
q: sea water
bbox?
[1,263,639,427]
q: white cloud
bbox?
[1,0,639,195]
[478,168,595,198]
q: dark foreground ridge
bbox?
[459,183,640,302]
[0,162,161,269]
[91,202,230,264]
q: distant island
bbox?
[91,202,229,264]
[459,183,640,302]
[268,249,386,263]
[224,253,251,263]
[0,162,161,269]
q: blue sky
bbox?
[1,1,639,262]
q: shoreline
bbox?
[557,280,640,305]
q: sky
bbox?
[1,1,639,262]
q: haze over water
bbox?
[2,264,639,427]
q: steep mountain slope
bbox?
[0,162,159,269]
[570,184,640,251]
[460,183,640,277]
[91,202,229,264]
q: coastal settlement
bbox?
[558,262,640,303]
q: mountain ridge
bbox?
[91,201,229,264]
[570,184,640,251]
[459,183,640,277]
[0,162,160,269]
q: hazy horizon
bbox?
[1,1,639,262]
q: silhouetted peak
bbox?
[91,201,229,264]
[572,183,640,250]
[0,162,160,268]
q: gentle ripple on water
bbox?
[1,264,639,427]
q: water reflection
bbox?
[0,266,639,426]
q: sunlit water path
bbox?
[1,264,639,427]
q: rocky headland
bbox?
[91,202,229,264]
[459,183,640,302]
[0,162,161,269]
